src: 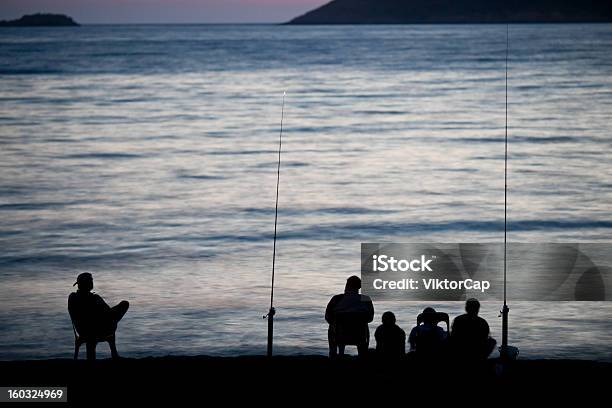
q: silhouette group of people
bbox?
[326,275,497,361]
[68,272,495,361]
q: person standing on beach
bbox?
[68,272,130,359]
[325,275,374,358]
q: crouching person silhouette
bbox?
[325,276,374,358]
[375,311,406,360]
[68,272,129,360]
[408,307,448,359]
[450,298,496,361]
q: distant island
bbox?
[0,13,79,27]
[288,0,612,24]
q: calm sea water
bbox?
[0,24,611,361]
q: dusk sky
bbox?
[0,0,329,24]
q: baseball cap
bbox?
[73,272,93,286]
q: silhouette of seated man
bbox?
[408,307,447,358]
[450,298,496,360]
[375,311,406,359]
[68,272,129,359]
[325,275,374,358]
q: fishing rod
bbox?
[501,24,510,360]
[264,91,285,358]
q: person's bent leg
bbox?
[110,300,129,324]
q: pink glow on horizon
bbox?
[0,0,330,23]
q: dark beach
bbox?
[1,355,611,403]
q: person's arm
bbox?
[408,327,417,351]
[483,319,490,339]
[400,330,406,355]
[67,293,75,319]
[439,326,448,340]
[364,297,374,323]
[94,294,111,313]
[325,295,340,324]
[374,326,382,352]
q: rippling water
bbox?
[0,24,611,361]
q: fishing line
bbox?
[265,91,285,358]
[501,23,511,359]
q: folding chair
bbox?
[71,319,118,360]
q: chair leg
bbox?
[108,335,119,359]
[86,341,96,360]
[357,343,368,357]
[328,330,338,358]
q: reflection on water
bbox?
[0,24,611,360]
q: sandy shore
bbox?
[1,355,610,403]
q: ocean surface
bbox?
[0,24,611,361]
